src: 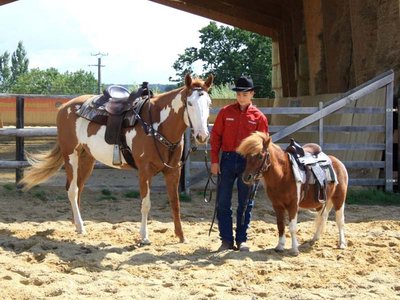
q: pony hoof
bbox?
[274,247,284,253]
[290,250,300,256]
[338,243,347,249]
[76,229,86,235]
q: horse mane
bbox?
[237,131,269,156]
[190,78,205,88]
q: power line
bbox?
[89,52,108,94]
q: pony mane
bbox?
[237,131,269,156]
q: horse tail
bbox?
[19,143,64,191]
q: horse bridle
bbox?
[148,86,207,169]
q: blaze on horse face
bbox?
[184,74,213,145]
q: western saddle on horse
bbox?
[286,138,337,203]
[76,82,153,168]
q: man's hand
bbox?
[211,163,220,175]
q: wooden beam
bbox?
[0,0,16,5]
[149,0,282,38]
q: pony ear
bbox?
[204,74,214,89]
[184,73,192,88]
[263,133,271,149]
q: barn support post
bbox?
[385,81,394,192]
[318,101,324,147]
[15,96,25,184]
[180,128,191,195]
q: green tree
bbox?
[11,41,29,83]
[54,70,98,95]
[172,22,273,98]
[0,41,29,92]
[11,68,97,95]
[0,51,11,92]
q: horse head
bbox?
[237,131,271,185]
[184,73,213,145]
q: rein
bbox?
[239,147,271,225]
[253,147,271,180]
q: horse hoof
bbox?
[76,228,86,235]
[139,239,151,247]
[274,247,284,253]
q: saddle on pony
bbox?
[286,138,337,203]
[76,82,153,167]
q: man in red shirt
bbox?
[210,75,269,252]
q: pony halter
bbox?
[253,147,271,180]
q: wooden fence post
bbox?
[15,96,25,184]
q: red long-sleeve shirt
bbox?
[210,102,269,164]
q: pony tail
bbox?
[19,143,64,191]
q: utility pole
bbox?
[89,52,108,94]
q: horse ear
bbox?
[184,74,192,87]
[205,74,214,89]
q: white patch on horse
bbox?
[75,118,124,168]
[171,94,183,113]
[140,186,151,244]
[125,128,137,150]
[152,106,171,131]
[67,107,72,115]
[67,152,85,234]
[288,215,299,255]
[296,182,302,204]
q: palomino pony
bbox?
[236,131,348,255]
[20,74,213,245]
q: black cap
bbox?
[232,76,255,92]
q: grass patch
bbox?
[346,188,400,206]
[33,190,48,201]
[210,83,236,99]
[124,190,140,198]
[98,189,117,201]
[3,183,14,191]
[179,193,191,202]
[101,189,112,196]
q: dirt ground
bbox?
[0,176,399,299]
[1,137,400,299]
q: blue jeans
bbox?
[216,152,254,245]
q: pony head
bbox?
[184,73,213,145]
[237,131,271,185]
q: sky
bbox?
[0,0,219,84]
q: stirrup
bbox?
[112,144,122,165]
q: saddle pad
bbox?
[76,95,109,124]
[298,151,330,165]
[288,153,337,184]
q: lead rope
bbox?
[200,139,219,236]
[239,151,269,225]
[240,180,260,226]
[207,174,220,236]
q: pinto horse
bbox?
[20,74,213,245]
[236,131,348,255]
